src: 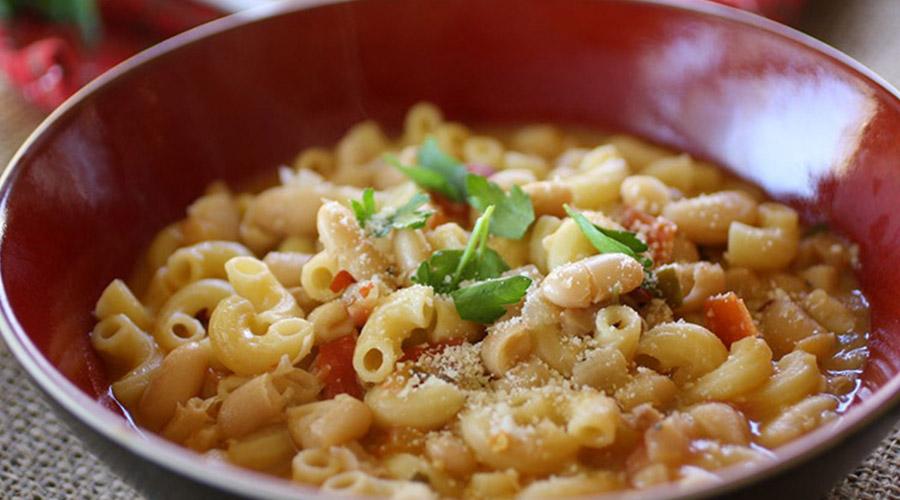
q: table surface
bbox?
[1,1,899,498]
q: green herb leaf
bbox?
[351,188,378,227]
[412,206,509,292]
[466,175,535,239]
[413,249,465,294]
[597,227,648,254]
[564,204,655,275]
[565,205,639,256]
[386,155,454,198]
[451,276,532,323]
[352,189,433,237]
[387,137,469,202]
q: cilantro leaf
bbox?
[466,175,535,239]
[387,137,468,202]
[565,205,637,256]
[386,155,454,198]
[413,250,465,294]
[351,187,378,228]
[412,206,509,292]
[411,248,508,293]
[451,276,533,323]
[352,189,433,237]
[597,227,648,254]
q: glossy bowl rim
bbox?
[1,0,898,498]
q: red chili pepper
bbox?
[312,335,363,399]
[400,338,465,363]
[329,270,356,293]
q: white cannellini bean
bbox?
[541,254,644,308]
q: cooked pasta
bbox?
[92,104,870,497]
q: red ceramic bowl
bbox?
[2,0,899,498]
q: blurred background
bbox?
[0,0,898,498]
[1,0,898,167]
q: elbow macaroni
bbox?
[90,106,869,497]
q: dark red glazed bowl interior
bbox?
[2,0,899,498]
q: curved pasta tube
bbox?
[757,395,838,448]
[182,191,241,244]
[481,320,533,376]
[287,394,373,449]
[636,322,728,384]
[541,253,644,308]
[726,202,799,271]
[240,184,328,253]
[292,447,359,486]
[594,305,642,361]
[164,240,252,291]
[741,350,823,419]
[353,285,435,383]
[542,215,618,271]
[209,296,313,376]
[677,262,726,312]
[460,392,580,475]
[218,372,285,439]
[392,229,432,282]
[663,190,757,245]
[684,336,773,403]
[366,375,466,430]
[384,453,458,497]
[428,295,483,343]
[528,215,562,274]
[225,256,304,324]
[95,279,151,331]
[572,346,630,392]
[531,326,580,376]
[137,341,210,431]
[404,102,443,144]
[317,200,390,281]
[519,473,620,499]
[620,175,670,215]
[300,251,341,303]
[522,181,572,217]
[154,279,234,352]
[322,471,436,499]
[91,314,162,409]
[227,424,296,472]
[566,393,619,448]
[565,149,629,208]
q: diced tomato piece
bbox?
[466,163,496,177]
[704,292,758,347]
[400,338,465,362]
[622,207,677,264]
[329,270,356,293]
[312,335,363,399]
[358,282,375,298]
[430,192,470,226]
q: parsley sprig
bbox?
[351,188,433,237]
[564,204,653,269]
[413,206,532,323]
[387,137,535,239]
[385,138,468,202]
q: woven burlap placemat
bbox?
[2,3,900,489]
